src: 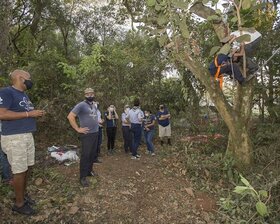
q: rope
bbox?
[256,47,280,73]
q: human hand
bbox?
[27,110,45,118]
[76,127,90,134]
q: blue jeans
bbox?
[144,129,155,153]
[130,123,142,156]
[0,146,12,181]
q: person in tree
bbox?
[209,31,260,88]
[0,69,45,215]
[121,105,132,154]
[67,88,99,187]
[104,105,119,154]
[143,109,156,156]
[126,98,144,160]
[156,104,172,146]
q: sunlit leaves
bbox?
[242,0,251,10]
[209,46,220,56]
[171,0,188,9]
[179,18,189,39]
[235,34,251,43]
[157,34,169,47]
[256,201,268,217]
[146,0,156,7]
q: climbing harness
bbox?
[214,55,225,89]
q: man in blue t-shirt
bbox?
[0,69,45,215]
[67,87,99,187]
[156,104,172,146]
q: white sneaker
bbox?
[136,154,141,158]
[131,156,140,160]
[151,152,156,156]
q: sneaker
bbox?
[12,202,35,216]
[87,171,97,177]
[131,156,140,160]
[24,194,36,206]
[136,154,141,158]
[80,177,89,187]
[151,152,156,156]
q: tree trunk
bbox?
[180,52,254,169]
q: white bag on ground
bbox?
[51,150,79,162]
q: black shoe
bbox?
[160,140,164,146]
[80,177,89,187]
[87,171,97,177]
[24,194,36,206]
[12,202,35,216]
[167,139,172,146]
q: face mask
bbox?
[125,108,130,114]
[110,107,114,112]
[160,106,164,110]
[85,96,94,102]
[145,113,149,117]
[24,80,33,90]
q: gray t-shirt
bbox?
[71,101,99,133]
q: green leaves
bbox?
[235,34,251,43]
[171,0,188,9]
[256,201,268,217]
[157,14,169,26]
[179,18,189,39]
[233,186,250,194]
[209,46,220,56]
[146,0,156,7]
[157,34,169,47]
[242,0,251,10]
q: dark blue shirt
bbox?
[0,87,36,135]
[104,111,117,128]
[143,114,156,130]
[209,54,229,76]
[156,110,170,127]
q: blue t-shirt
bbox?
[104,111,117,128]
[143,114,156,130]
[0,87,36,135]
[71,101,99,133]
[156,110,170,127]
[209,54,229,76]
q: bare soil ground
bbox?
[0,141,217,223]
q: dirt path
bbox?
[75,146,216,223]
[1,143,217,223]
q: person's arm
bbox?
[233,43,245,57]
[67,111,89,134]
[0,108,45,120]
[145,119,156,129]
[106,109,112,120]
[114,108,119,119]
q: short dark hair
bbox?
[133,98,140,106]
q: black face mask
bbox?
[160,106,164,110]
[24,80,33,90]
[85,96,95,102]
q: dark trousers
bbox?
[97,127,103,155]
[0,147,12,181]
[106,127,117,150]
[130,123,142,156]
[79,132,98,179]
[220,63,245,84]
[122,126,132,153]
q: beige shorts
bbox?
[158,124,171,138]
[1,133,35,174]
